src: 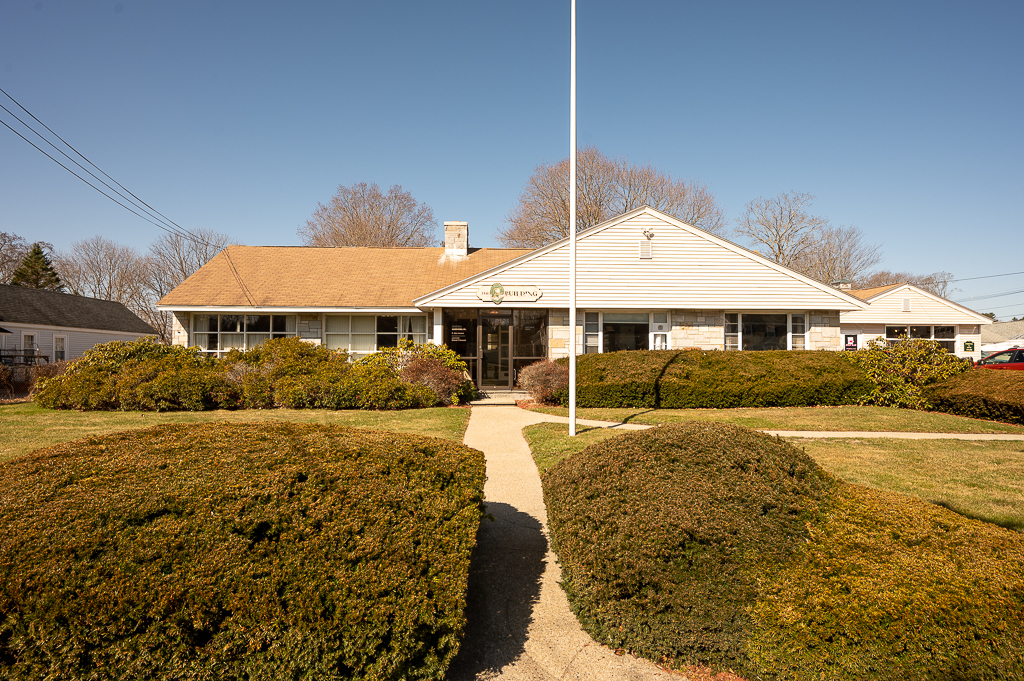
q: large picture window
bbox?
[725,312,806,351]
[193,314,296,356]
[325,315,427,358]
[885,325,956,352]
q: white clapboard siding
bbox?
[2,323,151,361]
[840,285,991,326]
[418,210,866,311]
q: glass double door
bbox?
[480,314,511,388]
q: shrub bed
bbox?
[0,422,486,680]
[542,422,1024,680]
[33,338,475,411]
[551,350,872,408]
[849,337,971,409]
[924,369,1024,425]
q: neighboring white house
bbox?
[838,283,991,361]
[0,283,156,364]
[980,320,1024,354]
[158,206,874,390]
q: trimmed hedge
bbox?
[33,338,475,411]
[543,422,1024,680]
[924,369,1024,425]
[555,350,873,408]
[0,422,486,680]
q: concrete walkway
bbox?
[446,405,679,681]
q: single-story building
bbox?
[980,320,1024,354]
[0,283,156,364]
[157,206,988,389]
[838,283,990,361]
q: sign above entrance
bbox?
[475,283,543,305]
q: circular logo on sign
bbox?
[489,282,505,304]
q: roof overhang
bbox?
[157,305,425,314]
[860,284,994,324]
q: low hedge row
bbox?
[543,422,1024,680]
[924,369,1024,425]
[0,422,486,680]
[553,350,873,408]
[33,337,475,411]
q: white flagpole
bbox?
[568,0,577,437]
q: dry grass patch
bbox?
[528,404,1024,433]
[0,403,470,462]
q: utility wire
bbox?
[0,89,257,306]
[949,270,1024,283]
[953,288,1024,303]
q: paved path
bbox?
[446,405,679,681]
[762,430,1024,440]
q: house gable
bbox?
[840,284,993,326]
[415,207,869,311]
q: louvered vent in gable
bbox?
[902,298,912,312]
[638,240,652,259]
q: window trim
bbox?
[725,312,807,351]
[883,324,958,352]
[325,314,428,357]
[191,313,298,357]
[579,311,669,353]
[53,335,67,362]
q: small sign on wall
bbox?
[844,335,858,351]
[964,341,975,352]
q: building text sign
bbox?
[475,283,543,305]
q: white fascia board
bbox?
[413,205,871,310]
[157,306,425,313]
[861,284,994,324]
[0,321,154,336]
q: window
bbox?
[23,334,35,351]
[725,313,806,351]
[325,315,427,358]
[54,336,66,361]
[584,312,600,354]
[193,314,296,356]
[652,312,668,350]
[791,314,806,350]
[602,312,650,352]
[886,325,956,352]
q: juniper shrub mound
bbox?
[0,422,486,681]
[33,337,475,411]
[924,368,1024,425]
[542,422,1024,680]
[555,350,872,408]
[850,337,971,409]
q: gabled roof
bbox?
[413,206,871,309]
[982,320,1024,343]
[845,282,993,324]
[847,283,903,301]
[157,246,531,308]
[0,284,156,334]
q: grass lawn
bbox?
[523,423,1024,533]
[0,402,471,462]
[528,404,1024,434]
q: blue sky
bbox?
[2,1,1022,318]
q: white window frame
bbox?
[578,311,668,353]
[53,335,67,362]
[725,312,807,351]
[191,313,298,357]
[884,324,958,352]
[325,314,428,358]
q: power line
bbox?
[950,270,1024,283]
[0,88,257,306]
[953,288,1024,303]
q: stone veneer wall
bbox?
[547,309,574,360]
[671,310,725,350]
[297,314,322,342]
[808,312,842,350]
[171,312,189,347]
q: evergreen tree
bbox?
[9,243,65,291]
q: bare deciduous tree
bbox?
[793,224,883,285]
[144,229,231,342]
[735,192,829,269]
[298,182,436,248]
[55,236,149,310]
[855,269,957,298]
[497,147,727,248]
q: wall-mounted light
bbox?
[642,229,655,240]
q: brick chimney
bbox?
[444,221,468,259]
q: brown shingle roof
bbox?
[846,283,904,301]
[157,246,532,308]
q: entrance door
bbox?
[480,314,511,389]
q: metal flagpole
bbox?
[568,0,577,437]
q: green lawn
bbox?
[529,404,1024,433]
[523,423,1024,533]
[0,403,471,462]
